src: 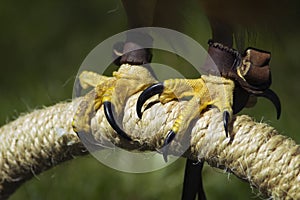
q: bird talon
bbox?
[136,83,164,119]
[223,111,230,137]
[103,101,132,141]
[257,89,281,119]
[161,130,176,162]
[162,146,169,162]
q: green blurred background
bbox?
[0,0,299,199]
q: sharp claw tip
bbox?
[161,130,176,163]
[276,104,281,120]
[259,89,281,121]
[277,112,281,120]
[225,129,229,138]
[162,148,168,162]
[223,111,230,138]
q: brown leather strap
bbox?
[207,40,276,114]
[207,40,240,75]
[207,40,272,92]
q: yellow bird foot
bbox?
[74,32,155,143]
[137,71,281,159]
[137,75,236,160]
[72,64,157,141]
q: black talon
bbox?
[136,83,164,119]
[223,111,230,137]
[162,146,169,163]
[161,130,176,162]
[257,89,281,119]
[103,101,132,141]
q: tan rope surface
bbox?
[0,92,299,199]
[0,98,87,199]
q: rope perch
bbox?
[0,93,299,199]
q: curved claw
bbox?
[258,89,281,119]
[223,111,230,137]
[103,101,132,141]
[161,130,176,162]
[136,83,164,119]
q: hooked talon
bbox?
[103,101,132,141]
[136,83,164,119]
[137,82,177,162]
[137,76,236,160]
[161,130,176,162]
[258,89,281,119]
[223,111,230,137]
[162,146,169,163]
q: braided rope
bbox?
[0,92,299,199]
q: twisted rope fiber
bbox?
[0,98,86,199]
[0,93,299,199]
